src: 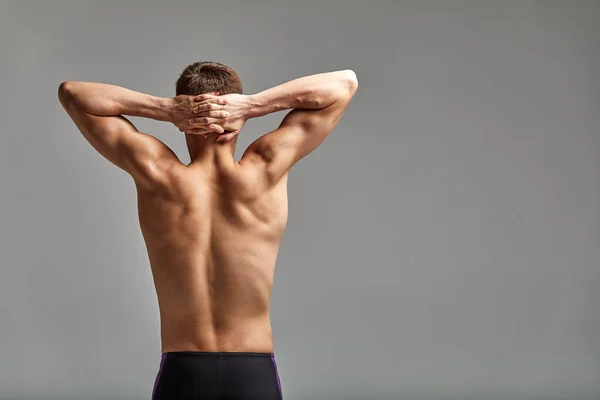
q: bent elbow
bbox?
[58,81,76,100]
[342,69,358,89]
[336,70,358,100]
[58,81,78,108]
[58,81,71,95]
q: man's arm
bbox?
[57,82,228,186]
[226,70,358,184]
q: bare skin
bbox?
[58,70,358,353]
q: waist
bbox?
[161,351,274,358]
[160,319,275,354]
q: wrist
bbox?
[153,96,175,122]
[244,94,268,120]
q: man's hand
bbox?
[168,92,230,138]
[208,94,253,143]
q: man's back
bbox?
[137,161,289,353]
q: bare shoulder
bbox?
[237,135,286,187]
[133,159,187,197]
[231,154,281,200]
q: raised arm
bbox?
[217,70,358,184]
[58,82,228,187]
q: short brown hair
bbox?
[176,61,243,96]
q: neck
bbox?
[186,133,238,164]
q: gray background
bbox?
[1,1,599,399]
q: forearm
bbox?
[58,81,171,122]
[245,70,357,119]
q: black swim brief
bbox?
[152,351,283,399]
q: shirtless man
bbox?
[58,62,358,400]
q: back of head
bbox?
[176,61,243,96]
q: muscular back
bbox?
[137,161,289,353]
[57,69,357,354]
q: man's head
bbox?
[176,61,242,96]
[177,62,243,157]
